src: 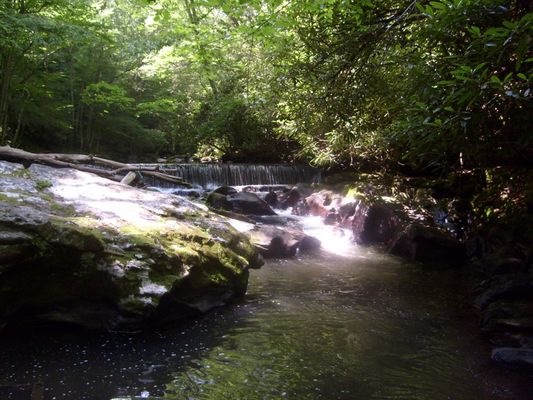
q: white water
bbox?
[138,164,322,188]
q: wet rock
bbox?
[390,223,466,267]
[248,225,320,258]
[257,185,290,192]
[475,274,533,310]
[278,188,301,210]
[171,189,201,198]
[264,191,278,208]
[338,202,356,219]
[207,190,276,216]
[480,299,533,347]
[0,161,261,332]
[304,193,327,216]
[213,186,238,195]
[491,347,533,366]
[205,192,232,211]
[487,257,525,276]
[352,201,402,245]
[247,215,289,225]
[227,192,277,216]
[323,210,339,225]
[268,236,298,258]
[299,235,321,252]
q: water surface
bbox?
[1,246,532,399]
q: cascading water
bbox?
[274,208,354,256]
[136,163,322,188]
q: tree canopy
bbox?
[0,0,531,170]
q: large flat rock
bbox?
[0,161,262,332]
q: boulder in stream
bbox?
[0,161,262,332]
[207,189,276,216]
[278,188,301,210]
[248,225,321,258]
[390,223,466,267]
[352,201,403,245]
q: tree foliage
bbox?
[0,0,530,169]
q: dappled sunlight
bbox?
[50,170,171,230]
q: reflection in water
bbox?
[1,247,532,400]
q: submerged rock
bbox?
[491,347,533,366]
[0,161,262,332]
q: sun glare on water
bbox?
[300,215,355,256]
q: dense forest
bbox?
[0,0,531,169]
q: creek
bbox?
[1,224,532,399]
[0,169,532,400]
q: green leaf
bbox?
[502,21,517,29]
[415,2,425,13]
[429,1,446,10]
[469,26,481,36]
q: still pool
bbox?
[1,246,532,399]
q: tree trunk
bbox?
[77,103,85,151]
[0,146,192,187]
[0,49,14,144]
[12,102,25,146]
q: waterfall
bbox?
[136,163,322,188]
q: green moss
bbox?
[35,179,52,191]
[42,216,106,252]
[119,227,158,250]
[0,193,20,205]
[80,252,96,267]
[149,273,183,288]
[50,202,76,216]
[10,168,31,179]
[170,243,200,259]
[31,237,51,256]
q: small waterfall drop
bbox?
[137,163,322,188]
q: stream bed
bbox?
[1,245,532,399]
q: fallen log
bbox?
[0,146,192,187]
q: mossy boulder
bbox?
[0,161,262,332]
